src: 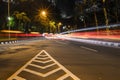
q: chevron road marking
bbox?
[44,50,80,80]
[29,63,56,69]
[57,74,69,80]
[38,54,48,57]
[23,67,61,77]
[37,57,50,60]
[33,59,53,64]
[12,76,26,80]
[7,50,80,80]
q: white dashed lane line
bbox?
[55,41,67,45]
[80,46,98,52]
[7,50,80,80]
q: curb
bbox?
[88,40,120,48]
[0,40,18,44]
[60,37,120,48]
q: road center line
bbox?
[80,46,98,52]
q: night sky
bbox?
[0,0,76,19]
[0,0,78,30]
[56,0,75,19]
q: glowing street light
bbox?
[57,22,62,33]
[42,11,46,15]
[8,16,12,21]
[58,22,62,26]
[41,10,47,17]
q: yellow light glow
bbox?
[31,32,39,34]
[103,0,105,3]
[41,11,47,17]
[1,30,23,33]
[58,22,62,26]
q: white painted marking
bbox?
[55,41,67,45]
[33,59,53,64]
[23,67,61,77]
[57,74,69,80]
[38,55,48,57]
[80,46,98,52]
[10,46,30,49]
[43,50,80,80]
[1,42,4,44]
[5,42,8,44]
[36,57,50,60]
[42,68,61,77]
[7,50,45,80]
[9,42,11,44]
[29,63,56,69]
[7,50,80,80]
[13,76,26,80]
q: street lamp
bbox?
[41,10,47,17]
[57,22,62,33]
[8,0,11,40]
[8,16,11,21]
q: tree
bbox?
[12,11,31,32]
[49,21,56,33]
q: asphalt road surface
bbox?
[0,37,120,80]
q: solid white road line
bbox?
[80,46,98,52]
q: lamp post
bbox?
[8,0,11,40]
[40,10,52,33]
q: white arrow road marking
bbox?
[7,50,80,80]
